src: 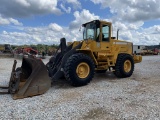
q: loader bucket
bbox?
[7,57,51,99]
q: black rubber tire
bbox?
[64,53,95,86]
[96,70,107,73]
[15,67,21,72]
[114,54,134,78]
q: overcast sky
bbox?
[0,0,160,45]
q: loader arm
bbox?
[46,38,82,81]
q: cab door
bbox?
[100,24,112,53]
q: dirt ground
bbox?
[0,55,160,120]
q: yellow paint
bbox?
[133,54,142,63]
[71,20,142,71]
[124,60,131,72]
[76,62,90,78]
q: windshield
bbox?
[83,23,97,40]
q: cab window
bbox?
[102,25,109,41]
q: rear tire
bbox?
[114,54,134,78]
[64,53,95,86]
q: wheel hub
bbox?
[76,62,90,78]
[124,60,131,72]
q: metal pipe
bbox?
[117,29,119,40]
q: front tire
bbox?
[64,53,95,86]
[114,54,134,78]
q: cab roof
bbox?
[82,20,112,27]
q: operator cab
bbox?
[82,20,111,42]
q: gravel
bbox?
[0,55,160,120]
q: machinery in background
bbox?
[0,44,13,54]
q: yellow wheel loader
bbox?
[0,20,142,99]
